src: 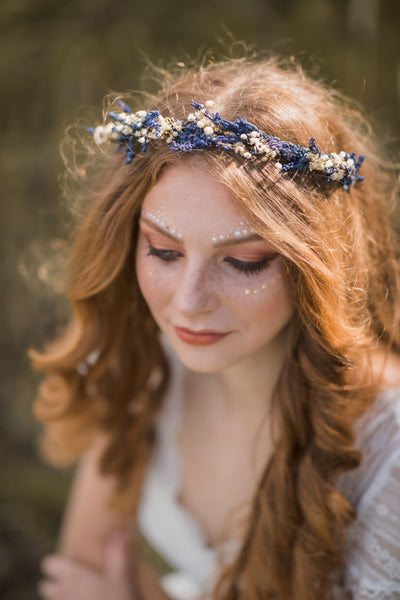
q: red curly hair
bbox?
[31,55,400,599]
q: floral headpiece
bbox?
[89,100,364,190]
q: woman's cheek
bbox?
[136,237,157,307]
[236,282,291,324]
[225,261,288,306]
[232,273,293,338]
[136,255,174,311]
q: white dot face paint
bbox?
[143,205,184,240]
[136,163,293,374]
[210,221,255,244]
[244,272,283,295]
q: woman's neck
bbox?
[185,325,290,424]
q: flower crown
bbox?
[89,100,365,190]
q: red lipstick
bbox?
[174,326,231,346]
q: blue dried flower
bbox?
[89,101,365,189]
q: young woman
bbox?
[32,56,400,600]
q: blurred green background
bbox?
[1,0,399,597]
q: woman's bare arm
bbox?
[57,433,132,571]
[40,435,170,599]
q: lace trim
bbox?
[144,358,400,600]
[156,348,240,560]
[138,345,217,588]
[342,389,400,599]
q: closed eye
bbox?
[224,253,279,276]
[146,241,182,261]
[145,237,279,274]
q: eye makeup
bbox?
[224,252,278,276]
[243,272,282,296]
[141,214,266,251]
[140,213,280,283]
[211,220,255,244]
[146,242,182,262]
[142,206,184,239]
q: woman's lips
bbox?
[174,326,231,346]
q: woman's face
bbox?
[136,162,293,373]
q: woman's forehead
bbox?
[141,162,252,229]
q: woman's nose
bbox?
[173,262,219,318]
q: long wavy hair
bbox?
[30,55,400,599]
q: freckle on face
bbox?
[136,163,293,373]
[143,207,184,240]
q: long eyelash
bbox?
[146,242,180,261]
[225,253,279,276]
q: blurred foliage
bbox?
[1,0,399,597]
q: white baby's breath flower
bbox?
[91,103,360,188]
[123,114,135,125]
[197,118,208,128]
[306,151,326,171]
[93,122,114,145]
[160,117,172,134]
[330,170,344,181]
[262,147,278,159]
[234,142,246,155]
[330,154,343,168]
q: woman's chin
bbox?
[168,340,239,374]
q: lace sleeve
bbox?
[343,442,400,600]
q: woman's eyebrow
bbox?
[213,233,263,248]
[140,217,183,242]
[140,216,264,247]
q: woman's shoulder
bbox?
[354,350,400,469]
[357,385,400,451]
[339,383,400,511]
[338,386,400,596]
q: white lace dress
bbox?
[138,357,400,600]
